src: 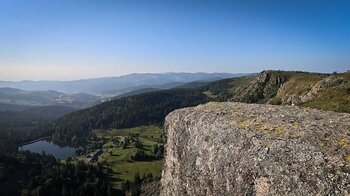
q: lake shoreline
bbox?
[18,139,79,160]
[19,136,51,146]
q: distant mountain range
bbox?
[0,88,100,111]
[46,70,350,143]
[0,72,246,95]
[0,72,247,111]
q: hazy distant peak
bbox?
[0,72,246,94]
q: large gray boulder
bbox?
[161,102,350,196]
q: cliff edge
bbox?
[161,102,350,195]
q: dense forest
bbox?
[49,88,208,143]
[0,106,75,152]
[0,151,111,196]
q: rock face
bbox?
[160,102,350,196]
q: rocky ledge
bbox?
[160,102,350,195]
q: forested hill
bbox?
[49,88,208,143]
[48,70,350,144]
[0,105,74,135]
[0,105,75,152]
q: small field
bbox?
[91,125,165,190]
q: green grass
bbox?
[92,125,164,190]
[275,73,324,99]
[104,146,138,162]
[95,125,163,143]
[113,160,164,181]
[301,87,350,113]
[301,73,350,113]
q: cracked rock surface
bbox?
[160,102,350,196]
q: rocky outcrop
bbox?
[141,181,161,196]
[230,71,289,104]
[161,102,350,195]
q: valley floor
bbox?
[75,125,165,192]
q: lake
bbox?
[18,139,79,160]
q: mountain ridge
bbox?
[0,72,245,94]
[43,70,350,144]
[0,87,100,110]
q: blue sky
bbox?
[0,0,349,80]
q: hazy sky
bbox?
[0,0,349,81]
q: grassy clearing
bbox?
[92,125,164,190]
[112,160,164,180]
[95,125,163,143]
